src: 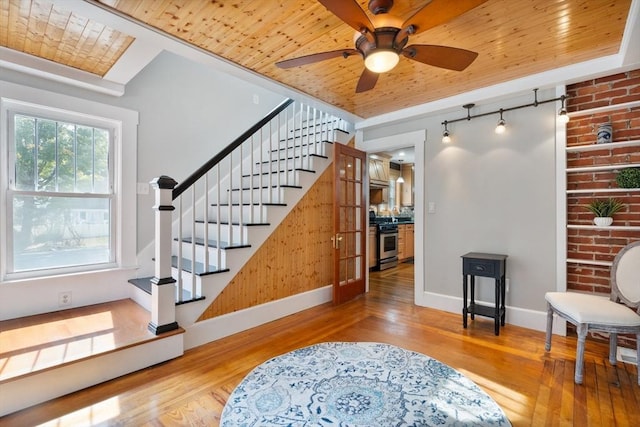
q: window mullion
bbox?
[55,121,59,192]
[34,117,39,191]
[92,127,96,192]
[74,124,78,192]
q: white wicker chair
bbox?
[545,240,640,385]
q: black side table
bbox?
[461,252,508,336]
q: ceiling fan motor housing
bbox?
[355,27,407,59]
[368,0,394,15]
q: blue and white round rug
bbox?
[221,342,511,426]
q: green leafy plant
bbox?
[616,168,640,188]
[585,198,625,217]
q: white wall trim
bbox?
[416,291,566,335]
[183,285,333,350]
[555,85,568,295]
[0,47,125,96]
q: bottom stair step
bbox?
[0,299,184,416]
[129,276,207,304]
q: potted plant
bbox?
[585,198,625,226]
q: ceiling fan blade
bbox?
[317,0,375,34]
[356,68,379,93]
[276,49,359,69]
[403,45,478,71]
[401,0,488,35]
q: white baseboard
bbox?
[183,285,333,350]
[617,347,638,366]
[0,333,183,417]
[416,291,566,335]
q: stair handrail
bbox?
[172,98,295,200]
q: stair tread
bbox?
[228,185,302,191]
[129,277,208,304]
[176,236,250,250]
[171,256,229,276]
[210,202,286,207]
[274,140,334,150]
[258,154,328,164]
[195,220,270,226]
[242,168,316,178]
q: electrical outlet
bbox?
[505,278,510,293]
[58,291,72,307]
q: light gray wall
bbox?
[110,51,285,250]
[363,90,558,313]
[1,51,286,251]
[424,92,557,312]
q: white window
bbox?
[1,81,138,282]
[7,110,115,274]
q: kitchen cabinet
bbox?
[398,223,414,261]
[368,226,378,269]
[369,158,390,187]
[405,224,414,259]
[370,187,388,204]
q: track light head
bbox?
[495,110,506,134]
[557,96,570,123]
[442,121,452,143]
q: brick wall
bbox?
[565,69,640,348]
[566,70,640,348]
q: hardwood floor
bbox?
[2,262,638,426]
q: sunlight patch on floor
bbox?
[37,396,122,427]
[458,367,530,424]
[0,311,116,380]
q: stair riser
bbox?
[206,205,269,224]
[268,146,326,162]
[172,241,228,268]
[283,126,340,140]
[224,188,285,205]
[241,171,299,187]
[255,156,318,173]
[171,268,203,298]
[195,222,250,246]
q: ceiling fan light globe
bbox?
[365,50,400,73]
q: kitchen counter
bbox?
[371,217,414,225]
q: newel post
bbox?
[149,175,179,335]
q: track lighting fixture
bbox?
[442,121,452,143]
[440,89,570,142]
[495,110,506,134]
[557,95,570,123]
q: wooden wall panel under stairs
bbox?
[198,165,334,320]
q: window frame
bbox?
[1,81,138,282]
[6,107,117,276]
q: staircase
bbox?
[131,99,352,346]
[0,100,351,417]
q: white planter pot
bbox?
[594,217,613,226]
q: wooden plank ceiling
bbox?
[1,0,632,118]
[0,0,133,77]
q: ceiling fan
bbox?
[276,0,488,93]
